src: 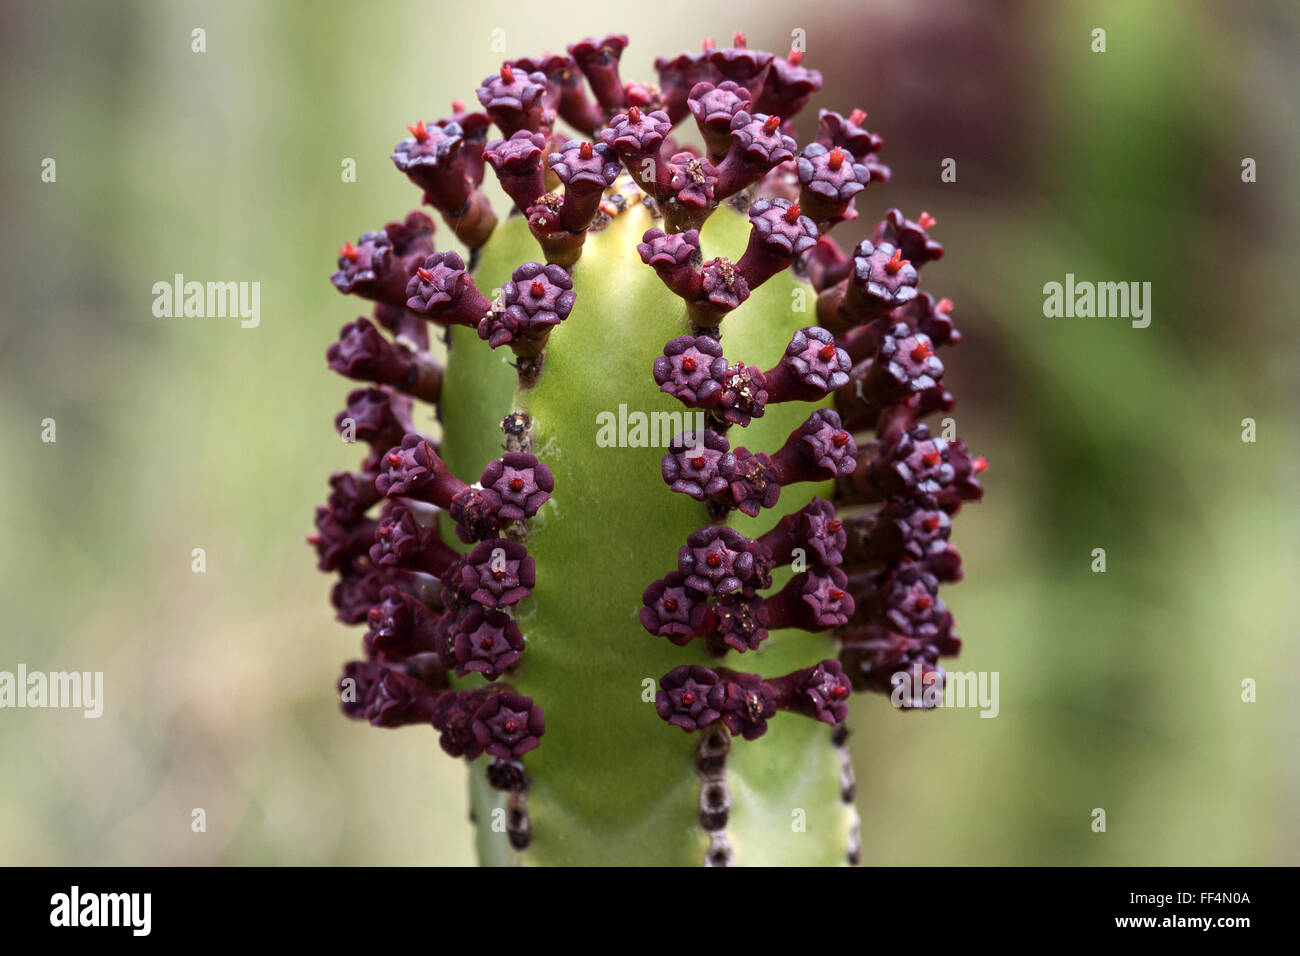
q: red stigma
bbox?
[681,692,695,706]
[973,455,989,474]
[915,594,933,611]
[407,119,430,143]
[340,241,360,262]
[451,99,465,112]
[763,115,781,134]
[829,588,844,601]
[663,597,678,612]
[922,449,942,467]
[306,534,321,546]
[416,267,434,282]
[386,453,403,466]
[500,63,514,83]
[509,476,525,491]
[849,108,867,125]
[818,343,837,361]
[832,431,850,448]
[492,568,506,580]
[733,31,747,48]
[530,280,546,297]
[830,684,849,700]
[911,340,933,362]
[480,636,494,649]
[922,514,941,532]
[788,48,803,66]
[579,141,594,160]
[627,106,641,123]
[885,248,910,275]
[828,146,846,171]
[690,456,706,469]
[917,211,937,230]
[680,356,697,372]
[706,553,722,568]
[784,202,802,223]
[827,519,842,532]
[503,718,518,733]
[936,297,954,314]
[376,524,392,539]
[702,37,716,52]
[368,607,382,622]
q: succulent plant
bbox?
[312,32,985,866]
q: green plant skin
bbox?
[440,203,856,866]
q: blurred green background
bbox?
[0,0,1295,864]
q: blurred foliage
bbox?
[0,0,1294,864]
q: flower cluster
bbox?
[636,37,984,732]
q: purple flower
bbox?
[568,34,629,110]
[472,692,546,759]
[478,262,576,355]
[640,572,705,644]
[483,130,549,215]
[655,665,724,732]
[476,64,549,136]
[336,387,410,451]
[326,318,413,388]
[677,525,762,596]
[445,605,525,679]
[688,80,753,158]
[653,336,727,407]
[755,48,823,118]
[661,429,730,501]
[459,538,536,608]
[735,198,819,289]
[431,689,489,758]
[405,251,493,328]
[638,228,704,301]
[479,452,554,521]
[797,143,870,225]
[716,671,777,740]
[365,584,441,657]
[844,240,918,319]
[873,208,944,266]
[717,362,768,426]
[763,326,851,402]
[719,447,780,517]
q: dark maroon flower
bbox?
[704,590,769,653]
[483,130,549,215]
[707,33,773,99]
[369,504,457,576]
[656,665,724,732]
[447,486,500,544]
[375,433,465,504]
[870,424,955,505]
[548,139,622,232]
[763,326,850,402]
[688,80,753,158]
[661,429,730,501]
[735,198,819,289]
[599,106,673,197]
[776,408,857,480]
[327,470,380,523]
[472,692,545,759]
[568,34,629,110]
[365,584,441,657]
[719,447,780,517]
[937,438,987,512]
[873,208,944,267]
[327,318,413,388]
[405,251,494,328]
[691,258,752,327]
[391,120,473,213]
[717,362,768,426]
[895,292,961,348]
[640,572,704,644]
[804,235,853,293]
[764,567,853,631]
[366,667,442,728]
[638,229,704,301]
[431,689,489,758]
[331,563,388,625]
[758,497,846,567]
[714,111,797,198]
[444,605,525,679]
[677,526,763,596]
[339,659,383,720]
[459,538,536,608]
[843,240,919,320]
[663,153,719,230]
[874,322,945,399]
[336,387,410,451]
[478,262,576,355]
[815,108,883,164]
[797,143,870,225]
[332,229,416,309]
[654,49,718,124]
[868,565,951,644]
[479,452,554,521]
[780,660,852,725]
[716,671,777,740]
[755,48,822,118]
[653,336,727,407]
[311,507,376,573]
[476,64,549,136]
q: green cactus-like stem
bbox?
[440,203,858,865]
